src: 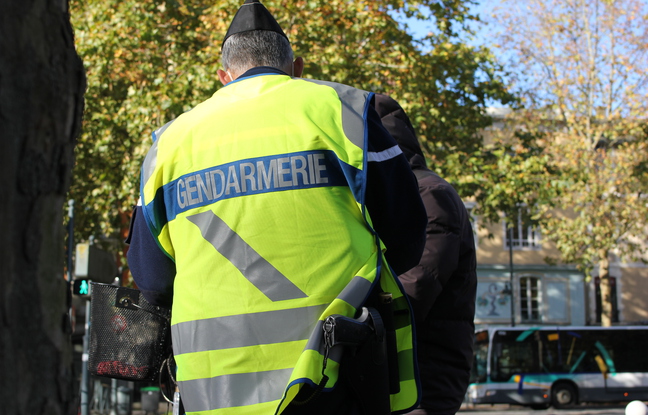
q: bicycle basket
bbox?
[88,282,171,382]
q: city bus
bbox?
[467,326,648,409]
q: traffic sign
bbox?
[73,278,91,296]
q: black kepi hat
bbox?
[223,0,288,46]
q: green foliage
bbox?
[540,130,648,276]
[69,0,223,242]
[450,127,555,227]
[68,0,514,260]
[406,42,517,169]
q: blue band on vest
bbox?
[144,149,355,232]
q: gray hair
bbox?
[221,31,293,75]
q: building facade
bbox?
[471,213,648,328]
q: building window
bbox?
[519,276,542,322]
[504,208,541,250]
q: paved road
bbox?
[116,400,639,415]
[459,403,630,415]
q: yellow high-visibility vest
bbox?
[139,73,418,414]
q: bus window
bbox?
[594,340,616,374]
[594,354,609,377]
[470,334,488,384]
[615,330,648,372]
[491,330,540,381]
[538,331,559,372]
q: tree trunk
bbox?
[598,251,613,327]
[0,1,85,414]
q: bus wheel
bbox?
[551,382,577,409]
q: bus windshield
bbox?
[470,330,489,384]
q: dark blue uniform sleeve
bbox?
[125,205,175,307]
[364,103,427,275]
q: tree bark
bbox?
[598,251,612,327]
[0,1,85,414]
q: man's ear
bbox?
[293,57,304,78]
[218,69,233,85]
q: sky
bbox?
[405,1,499,44]
[392,1,512,107]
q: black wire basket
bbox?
[88,282,171,382]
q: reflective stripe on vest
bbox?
[187,210,307,301]
[170,276,375,412]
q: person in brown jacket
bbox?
[374,94,477,415]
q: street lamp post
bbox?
[509,226,515,327]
